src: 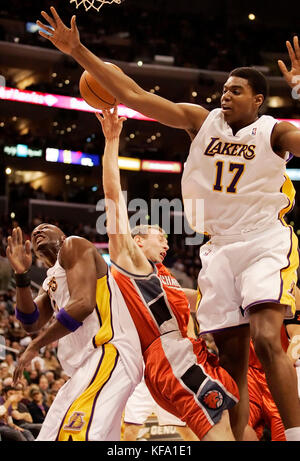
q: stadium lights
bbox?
[0,86,155,121]
[1,86,300,129]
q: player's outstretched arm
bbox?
[37,7,208,134]
[96,107,129,243]
[6,227,53,333]
[97,108,152,273]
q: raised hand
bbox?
[95,107,127,141]
[6,227,32,274]
[278,36,300,94]
[36,6,80,56]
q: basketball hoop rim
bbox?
[70,0,122,12]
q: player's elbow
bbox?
[85,303,95,316]
[77,297,95,318]
[120,86,148,107]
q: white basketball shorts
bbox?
[197,221,299,335]
[36,343,136,441]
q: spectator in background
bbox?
[3,385,35,440]
[0,362,11,381]
[44,370,55,386]
[31,355,45,373]
[27,387,49,424]
[27,369,40,385]
[4,289,16,316]
[49,378,65,394]
[46,389,57,408]
[0,244,12,292]
[0,395,31,441]
[42,348,60,373]
[6,314,24,343]
[6,382,42,438]
[38,374,50,402]
[169,260,194,289]
[0,295,9,323]
[5,353,16,376]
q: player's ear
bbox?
[254,94,264,109]
[133,235,144,248]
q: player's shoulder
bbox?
[63,235,94,249]
[270,119,299,152]
[60,236,96,261]
[273,119,299,134]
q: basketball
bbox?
[79,62,122,110]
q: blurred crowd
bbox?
[0,285,68,441]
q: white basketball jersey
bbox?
[42,257,143,383]
[181,108,295,236]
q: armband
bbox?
[56,308,83,332]
[15,303,40,325]
[14,270,31,288]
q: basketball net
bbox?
[70,0,122,12]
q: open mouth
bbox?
[160,251,166,260]
[221,106,232,112]
[35,235,46,245]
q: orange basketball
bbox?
[79,62,122,110]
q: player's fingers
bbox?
[293,36,300,61]
[95,112,105,125]
[11,228,17,245]
[13,363,20,384]
[50,6,64,26]
[38,30,54,41]
[25,240,31,255]
[16,227,23,245]
[36,20,54,36]
[13,365,23,385]
[286,40,297,66]
[70,15,77,32]
[41,10,56,28]
[6,245,11,259]
[103,109,111,119]
[278,59,289,77]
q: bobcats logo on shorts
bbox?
[202,390,224,409]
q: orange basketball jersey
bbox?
[111,261,190,353]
